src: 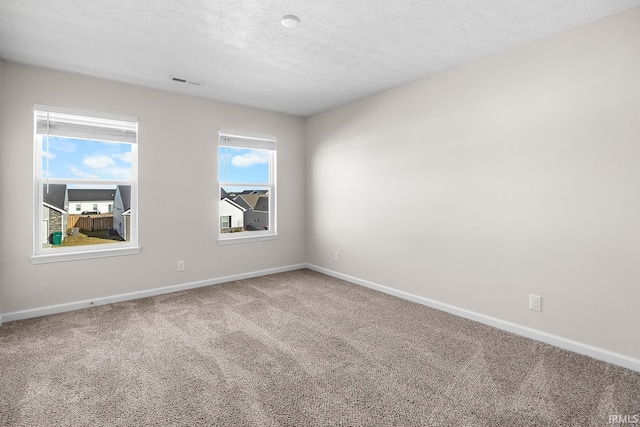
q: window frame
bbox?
[32,105,140,264]
[218,129,277,245]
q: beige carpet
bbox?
[1,269,639,426]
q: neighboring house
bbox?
[234,192,269,231]
[42,183,68,245]
[231,195,252,211]
[234,193,258,208]
[113,185,131,241]
[220,196,246,231]
[244,195,269,230]
[67,188,116,214]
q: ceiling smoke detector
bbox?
[281,15,300,28]
[170,76,205,86]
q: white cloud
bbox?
[83,155,115,169]
[231,151,269,168]
[74,156,131,180]
[113,152,132,164]
[42,151,56,159]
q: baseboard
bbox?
[305,264,640,373]
[1,263,307,323]
[4,262,639,372]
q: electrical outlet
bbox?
[177,260,185,272]
[334,252,340,262]
[529,294,542,312]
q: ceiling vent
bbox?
[170,76,205,86]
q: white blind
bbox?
[219,129,276,151]
[35,105,137,144]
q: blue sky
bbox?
[41,136,132,181]
[218,147,270,185]
[42,137,269,187]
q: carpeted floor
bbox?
[1,269,639,426]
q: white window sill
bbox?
[31,245,141,264]
[218,233,278,245]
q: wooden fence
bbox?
[68,214,114,232]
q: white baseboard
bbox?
[305,264,640,373]
[1,264,306,323]
[3,262,639,372]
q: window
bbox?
[218,130,276,244]
[33,105,139,263]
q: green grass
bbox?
[57,230,124,247]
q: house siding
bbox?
[113,186,131,240]
[70,201,113,214]
[244,210,268,230]
[42,206,66,244]
[220,199,244,230]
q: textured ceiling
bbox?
[1,1,639,116]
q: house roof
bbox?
[220,188,228,201]
[235,193,265,210]
[68,189,116,202]
[254,196,269,212]
[222,197,247,212]
[116,185,131,211]
[232,196,253,211]
[42,184,67,211]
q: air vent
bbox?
[170,76,205,86]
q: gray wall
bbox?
[0,63,306,313]
[0,60,3,320]
[305,9,640,359]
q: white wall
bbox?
[0,63,306,313]
[305,8,640,360]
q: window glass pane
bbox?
[219,146,269,184]
[41,183,131,249]
[220,187,270,233]
[42,136,132,180]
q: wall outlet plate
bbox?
[529,294,542,312]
